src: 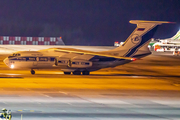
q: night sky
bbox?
[0,0,180,45]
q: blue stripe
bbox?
[132,52,151,58]
[125,25,159,57]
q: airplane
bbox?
[3,20,171,75]
[153,30,180,52]
[146,29,180,48]
[158,29,180,44]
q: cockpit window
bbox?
[8,53,21,58]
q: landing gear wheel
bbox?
[64,72,71,75]
[82,71,90,75]
[31,69,35,75]
[73,71,81,75]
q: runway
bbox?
[0,51,180,120]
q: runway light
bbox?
[10,64,14,69]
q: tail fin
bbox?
[171,30,180,40]
[56,37,65,45]
[108,20,171,58]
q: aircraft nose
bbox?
[3,58,9,66]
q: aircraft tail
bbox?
[171,30,180,40]
[55,37,65,45]
[105,20,171,58]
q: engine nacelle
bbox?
[54,58,92,68]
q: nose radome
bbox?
[3,58,9,66]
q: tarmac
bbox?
[0,51,180,120]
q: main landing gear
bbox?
[63,70,90,75]
[82,70,90,75]
[31,69,35,75]
[72,71,81,75]
[64,72,71,75]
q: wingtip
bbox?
[130,20,176,24]
[167,22,176,24]
[131,58,136,61]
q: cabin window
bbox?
[81,62,90,65]
[8,53,16,58]
[72,62,79,65]
[58,60,68,63]
[27,57,37,61]
[50,57,55,61]
[58,60,62,63]
[17,57,26,61]
[10,58,18,60]
[39,57,48,61]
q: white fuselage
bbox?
[3,50,131,72]
[4,51,58,69]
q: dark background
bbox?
[0,0,179,45]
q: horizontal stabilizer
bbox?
[130,20,174,24]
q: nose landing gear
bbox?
[31,69,35,75]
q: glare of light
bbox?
[10,64,14,68]
[131,58,136,61]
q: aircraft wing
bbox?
[53,48,136,60]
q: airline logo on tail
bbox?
[131,28,145,44]
[131,34,142,44]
